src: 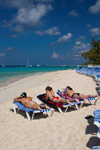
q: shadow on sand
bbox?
[10,108,49,120]
[85,116,100,148]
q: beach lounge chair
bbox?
[97,82,100,86]
[92,146,100,150]
[93,110,100,138]
[94,110,100,128]
[36,94,79,113]
[95,75,100,82]
[57,89,98,106]
[13,101,54,120]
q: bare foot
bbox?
[37,106,43,110]
[76,99,79,104]
[45,105,50,109]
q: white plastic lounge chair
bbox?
[13,101,54,120]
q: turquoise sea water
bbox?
[0,66,77,87]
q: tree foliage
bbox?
[82,38,100,65]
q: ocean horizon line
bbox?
[0,65,79,67]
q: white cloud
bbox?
[69,10,79,17]
[0,0,30,8]
[51,51,59,59]
[65,41,90,62]
[73,42,90,54]
[14,4,52,27]
[76,41,81,45]
[1,0,53,31]
[36,27,60,36]
[57,33,72,43]
[90,27,100,36]
[76,36,85,42]
[0,53,5,57]
[0,0,53,8]
[89,0,100,14]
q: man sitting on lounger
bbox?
[45,86,76,105]
[14,92,50,110]
[64,86,100,103]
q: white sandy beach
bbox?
[0,70,100,150]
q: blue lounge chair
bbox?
[94,110,100,128]
[93,110,100,138]
[13,101,54,120]
[57,90,98,106]
[92,146,100,150]
[95,75,100,82]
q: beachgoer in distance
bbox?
[64,86,100,103]
[45,86,76,105]
[14,92,50,110]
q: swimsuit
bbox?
[71,93,80,98]
[24,100,34,105]
[43,96,63,108]
[29,100,34,104]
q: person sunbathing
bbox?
[64,86,100,103]
[14,92,50,110]
[45,86,75,105]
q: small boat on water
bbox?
[36,64,40,67]
[26,57,32,67]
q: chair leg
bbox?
[65,106,69,112]
[32,113,35,120]
[26,112,31,120]
[57,107,63,113]
[13,104,17,114]
[79,102,83,108]
[47,109,54,117]
[75,104,78,110]
[94,98,98,105]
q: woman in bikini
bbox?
[14,92,49,110]
[65,86,99,103]
[45,86,72,105]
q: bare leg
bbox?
[97,95,100,100]
[39,104,50,109]
[68,98,80,104]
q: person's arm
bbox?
[13,97,21,102]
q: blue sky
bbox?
[0,0,100,65]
